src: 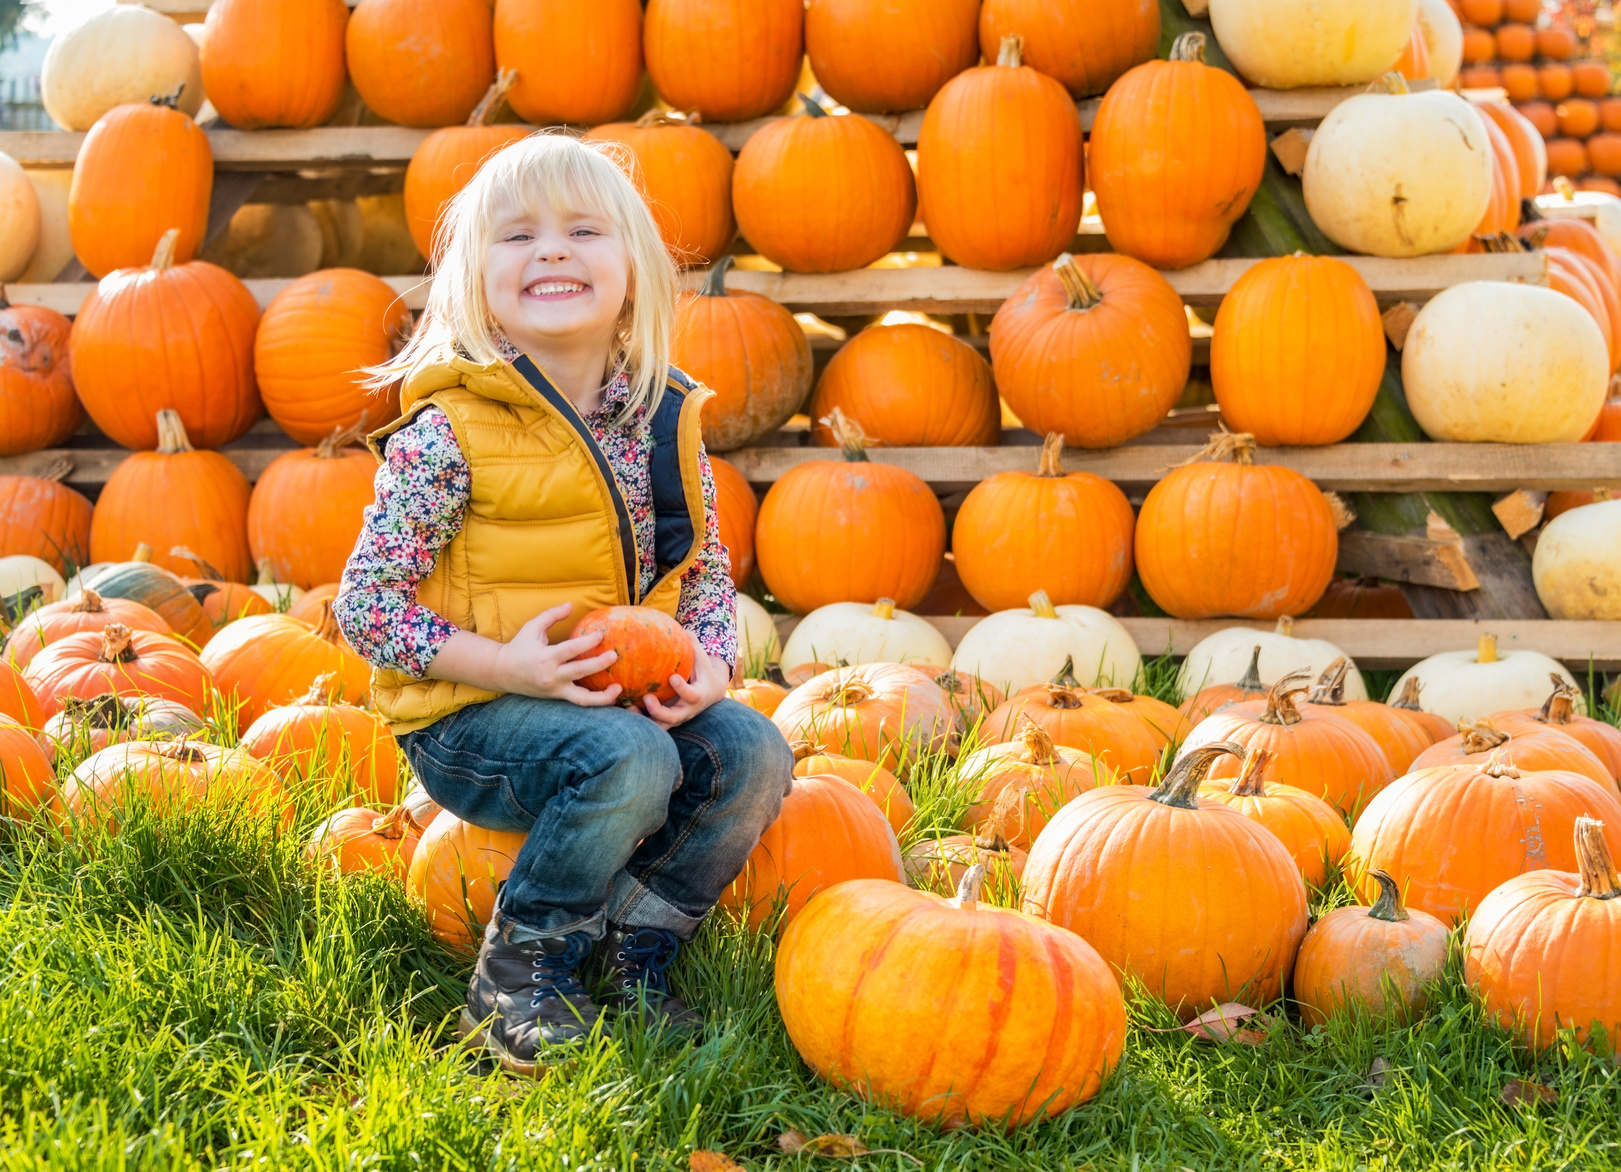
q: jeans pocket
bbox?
[412,738,538,831]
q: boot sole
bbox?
[458,1009,539,1078]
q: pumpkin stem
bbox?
[149,228,181,272]
[1391,676,1427,712]
[700,254,734,298]
[468,68,518,127]
[1372,71,1411,95]
[156,738,209,764]
[98,623,138,665]
[635,107,701,129]
[1475,231,1526,254]
[1477,633,1499,665]
[1169,32,1207,63]
[1045,654,1080,688]
[1017,722,1061,766]
[975,785,1022,852]
[1258,670,1311,727]
[299,672,340,706]
[1459,719,1510,754]
[61,693,130,729]
[996,34,1024,68]
[1275,615,1295,637]
[788,739,816,763]
[1152,741,1243,809]
[150,82,185,109]
[154,409,195,455]
[254,557,279,587]
[132,542,153,563]
[797,93,829,118]
[314,599,345,646]
[1042,685,1085,712]
[1053,253,1105,312]
[1093,688,1134,703]
[1035,432,1066,477]
[169,545,224,582]
[1235,644,1266,693]
[1306,657,1350,707]
[1029,591,1061,620]
[821,407,873,463]
[1481,749,1522,779]
[1175,429,1257,469]
[1367,870,1412,922]
[373,803,422,841]
[829,678,875,707]
[70,588,106,615]
[1229,745,1271,797]
[871,598,896,620]
[1575,816,1621,899]
[315,417,370,458]
[948,862,986,910]
[1535,675,1579,726]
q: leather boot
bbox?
[459,916,600,1074]
[597,924,702,1030]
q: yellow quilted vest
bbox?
[366,348,714,733]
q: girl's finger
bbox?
[666,673,702,702]
[565,683,622,707]
[557,651,617,680]
[551,629,608,660]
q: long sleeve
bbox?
[333,408,470,677]
[675,447,740,672]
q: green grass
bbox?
[4,694,1621,1172]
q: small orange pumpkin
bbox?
[1178,643,1269,727]
[3,587,171,671]
[810,324,999,449]
[806,0,980,114]
[1091,687,1190,753]
[200,0,349,129]
[957,723,1111,848]
[0,291,79,457]
[643,0,804,124]
[199,601,370,730]
[405,809,527,950]
[1409,717,1613,791]
[727,678,787,717]
[0,713,54,816]
[1388,676,1457,743]
[979,0,1158,98]
[493,0,641,125]
[791,740,913,837]
[1496,676,1621,780]
[306,803,423,880]
[345,0,495,128]
[239,674,400,807]
[62,738,293,833]
[586,110,735,268]
[247,426,378,590]
[23,624,213,721]
[570,606,696,706]
[169,548,275,632]
[982,684,1161,785]
[0,472,92,577]
[1302,658,1435,775]
[773,662,954,770]
[1197,746,1351,888]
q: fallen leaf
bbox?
[1367,1057,1391,1090]
[778,1130,922,1165]
[1501,1080,1558,1107]
[1229,1028,1269,1046]
[690,1152,744,1172]
[1182,1003,1262,1042]
[778,1131,808,1154]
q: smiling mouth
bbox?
[525,281,588,298]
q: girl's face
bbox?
[484,200,630,353]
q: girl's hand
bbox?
[642,638,730,728]
[429,603,623,707]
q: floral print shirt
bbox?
[333,359,738,679]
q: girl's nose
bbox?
[531,232,573,262]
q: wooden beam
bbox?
[1493,489,1548,540]
[1335,530,1481,591]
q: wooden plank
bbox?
[6,274,430,317]
[1335,530,1481,591]
[1493,489,1548,540]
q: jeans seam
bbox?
[620,728,723,910]
[411,741,539,824]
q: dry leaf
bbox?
[1182,1002,1261,1042]
[1367,1057,1391,1090]
[1501,1080,1558,1107]
[778,1129,921,1165]
[690,1152,744,1172]
[778,1131,809,1154]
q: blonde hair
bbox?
[374,130,679,418]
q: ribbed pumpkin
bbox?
[734,98,916,274]
[1478,102,1547,199]
[979,0,1157,98]
[673,258,813,452]
[82,559,212,648]
[0,472,92,575]
[1409,718,1613,790]
[775,867,1126,1128]
[0,659,40,729]
[1349,752,1621,925]
[1294,869,1450,1027]
[644,0,804,124]
[951,434,1134,613]
[1197,746,1351,889]
[307,803,422,880]
[989,253,1191,449]
[1089,34,1265,269]
[709,456,756,587]
[1211,255,1384,447]
[402,73,531,259]
[718,772,903,930]
[1022,743,1310,1020]
[3,588,171,672]
[1498,677,1621,780]
[921,666,1005,735]
[1302,658,1435,775]
[405,810,527,950]
[0,713,53,816]
[982,684,1161,785]
[68,93,212,279]
[71,229,261,451]
[346,0,494,128]
[810,324,998,449]
[255,268,412,445]
[586,110,735,267]
[1179,644,1270,727]
[916,36,1084,271]
[1389,676,1460,743]
[773,663,954,770]
[62,739,292,833]
[23,624,212,721]
[0,292,79,456]
[756,410,945,614]
[1541,243,1621,374]
[247,430,377,590]
[1465,111,1523,241]
[957,723,1111,848]
[200,602,370,730]
[1395,22,1432,79]
[791,741,913,838]
[1181,672,1395,818]
[1465,816,1621,1051]
[90,411,253,585]
[494,0,641,125]
[1092,688,1190,753]
[240,675,399,807]
[1136,433,1338,620]
[727,678,788,717]
[805,0,979,113]
[200,0,349,129]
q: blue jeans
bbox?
[400,696,792,941]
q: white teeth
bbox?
[529,282,585,295]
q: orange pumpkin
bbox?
[1539,23,1578,60]
[709,456,756,587]
[1522,219,1621,298]
[62,738,292,832]
[586,110,735,267]
[979,0,1158,98]
[254,268,413,445]
[83,559,213,648]
[1181,672,1395,817]
[68,94,212,279]
[70,229,262,451]
[403,74,532,259]
[1396,22,1432,79]
[951,433,1134,613]
[1546,137,1589,177]
[791,741,913,837]
[346,0,495,128]
[89,411,253,585]
[1090,33,1265,269]
[199,602,370,729]
[0,292,79,456]
[287,583,342,624]
[957,723,1111,848]
[1409,717,1613,790]
[727,678,787,717]
[718,772,903,929]
[1540,64,1575,103]
[673,257,813,453]
[1466,113,1523,240]
[1179,644,1269,727]
[37,693,206,765]
[0,713,53,816]
[240,674,399,807]
[0,473,91,575]
[1573,59,1612,98]
[1091,688,1190,753]
[1460,26,1496,64]
[1197,746,1351,888]
[1500,63,1539,104]
[1459,0,1502,24]
[1495,22,1536,61]
[1519,99,1560,138]
[306,803,423,880]
[571,606,695,705]
[1504,0,1542,20]
[805,0,979,114]
[989,252,1190,449]
[982,684,1161,785]
[644,0,804,124]
[247,429,377,590]
[1135,432,1338,621]
[200,0,349,129]
[169,548,275,631]
[3,587,171,671]
[1558,98,1601,139]
[1302,658,1434,775]
[1459,65,1502,90]
[756,409,944,613]
[1601,97,1621,132]
[809,324,998,449]
[916,35,1084,271]
[1543,244,1621,373]
[1497,677,1621,780]
[0,659,40,729]
[733,99,916,274]
[1349,752,1621,924]
[23,624,212,721]
[494,0,642,126]
[1589,399,1621,441]
[917,665,1005,734]
[772,662,954,769]
[405,810,527,950]
[1589,132,1621,177]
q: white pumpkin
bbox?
[249,557,304,612]
[781,599,952,671]
[1532,497,1621,621]
[18,169,74,284]
[735,592,781,671]
[1402,281,1608,444]
[1416,0,1463,88]
[40,5,204,131]
[0,555,66,607]
[950,590,1141,695]
[1534,189,1621,258]
[180,24,219,124]
[1208,0,1417,89]
[0,152,40,283]
[1176,618,1368,702]
[1390,634,1584,724]
[1302,81,1492,257]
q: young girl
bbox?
[333,133,792,1075]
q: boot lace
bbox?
[613,927,681,996]
[530,933,593,1008]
